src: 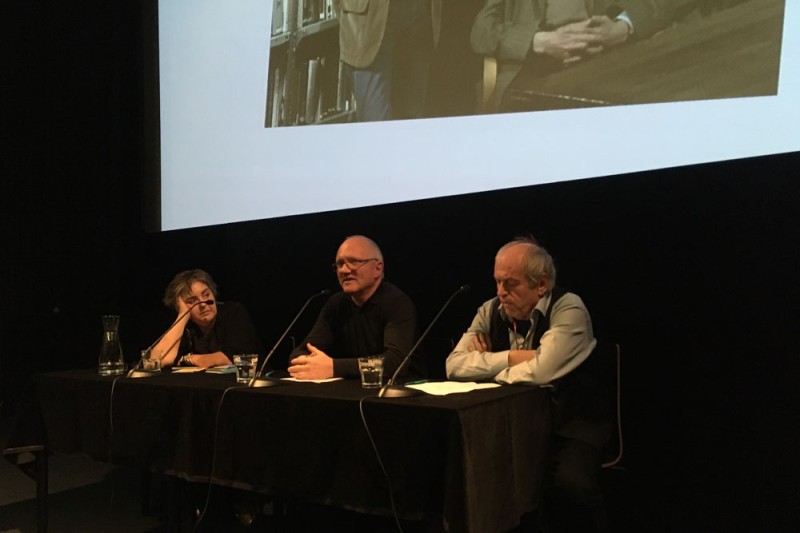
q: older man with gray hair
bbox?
[447,236,610,532]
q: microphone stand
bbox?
[249,289,332,388]
[128,300,213,378]
[378,285,470,398]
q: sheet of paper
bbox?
[405,381,501,396]
[171,367,206,373]
[280,377,344,384]
[206,364,237,374]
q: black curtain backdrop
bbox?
[4,1,800,530]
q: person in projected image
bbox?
[151,269,262,368]
[472,0,750,110]
[447,237,611,532]
[287,235,420,380]
[334,0,442,122]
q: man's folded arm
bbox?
[446,301,509,380]
[496,295,596,385]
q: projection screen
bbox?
[157,0,799,231]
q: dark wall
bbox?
[4,1,799,530]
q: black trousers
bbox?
[541,434,607,533]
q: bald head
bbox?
[334,235,385,305]
[340,235,383,261]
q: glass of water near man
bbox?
[357,355,384,388]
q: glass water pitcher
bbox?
[98,315,125,376]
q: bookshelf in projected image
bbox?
[267,0,355,128]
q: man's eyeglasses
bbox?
[332,257,380,271]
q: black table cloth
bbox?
[33,369,551,533]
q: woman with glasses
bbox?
[150,269,262,368]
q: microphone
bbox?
[128,299,215,378]
[249,289,332,388]
[378,284,470,398]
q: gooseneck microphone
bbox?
[378,284,470,398]
[128,299,215,378]
[248,289,332,388]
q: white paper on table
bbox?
[280,377,344,384]
[206,364,237,374]
[405,381,501,395]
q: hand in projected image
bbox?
[534,16,631,64]
[585,15,631,47]
[533,20,604,63]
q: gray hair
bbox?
[163,269,219,310]
[497,237,557,290]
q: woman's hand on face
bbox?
[177,297,191,316]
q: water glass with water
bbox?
[358,356,384,388]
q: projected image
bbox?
[158,0,798,231]
[265,0,784,127]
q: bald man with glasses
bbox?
[288,235,419,380]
